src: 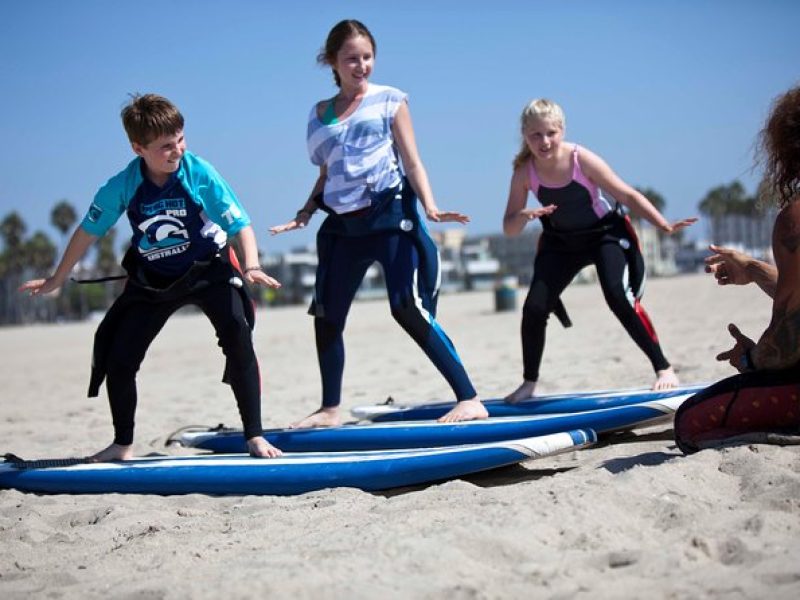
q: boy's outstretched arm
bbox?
[19,227,97,296]
[236,225,281,289]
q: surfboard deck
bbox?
[351,384,707,422]
[169,396,686,454]
[0,430,595,496]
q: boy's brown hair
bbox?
[121,93,184,146]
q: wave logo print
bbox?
[137,215,190,261]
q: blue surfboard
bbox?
[351,384,706,422]
[169,395,685,454]
[0,430,595,496]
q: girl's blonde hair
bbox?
[512,99,566,169]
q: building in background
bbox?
[263,218,689,306]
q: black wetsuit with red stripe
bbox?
[521,146,670,381]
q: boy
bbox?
[20,93,282,459]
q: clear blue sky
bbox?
[1,0,798,255]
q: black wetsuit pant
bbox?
[103,281,261,445]
[522,220,670,382]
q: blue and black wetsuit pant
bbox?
[314,231,476,408]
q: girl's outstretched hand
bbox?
[520,205,557,221]
[426,206,470,224]
[662,217,698,234]
[269,212,312,236]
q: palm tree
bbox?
[23,231,58,322]
[698,181,758,243]
[0,212,28,324]
[50,200,77,244]
[25,231,57,274]
[635,187,666,216]
[698,181,755,217]
[95,227,118,275]
[95,227,120,308]
[50,200,79,319]
[0,211,26,251]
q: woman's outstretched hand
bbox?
[520,205,557,221]
[425,206,470,224]
[661,217,698,235]
[269,212,312,235]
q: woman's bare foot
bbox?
[653,367,679,390]
[86,443,134,463]
[289,407,341,429]
[247,437,283,458]
[504,380,537,404]
[438,398,488,423]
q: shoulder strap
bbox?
[571,144,581,180]
[526,159,540,196]
[321,99,339,125]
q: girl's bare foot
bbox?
[86,443,134,463]
[438,398,488,423]
[247,437,283,458]
[289,407,341,429]
[653,367,679,390]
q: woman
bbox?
[675,85,800,453]
[271,20,486,428]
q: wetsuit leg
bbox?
[103,295,178,445]
[378,232,477,400]
[521,247,586,381]
[316,237,374,408]
[195,282,263,440]
[593,239,670,372]
[674,369,800,454]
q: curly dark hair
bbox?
[760,85,800,208]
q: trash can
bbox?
[493,276,518,312]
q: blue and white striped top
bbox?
[307,83,408,214]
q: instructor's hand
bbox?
[705,245,753,286]
[716,323,756,372]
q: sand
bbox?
[1,273,798,599]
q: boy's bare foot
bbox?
[289,407,341,429]
[438,398,488,423]
[504,380,537,404]
[86,443,134,463]
[247,436,283,458]
[653,367,679,390]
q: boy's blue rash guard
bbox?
[80,151,250,239]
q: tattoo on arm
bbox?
[756,304,800,369]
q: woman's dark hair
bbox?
[760,85,800,207]
[316,19,376,87]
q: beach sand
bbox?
[1,273,798,599]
